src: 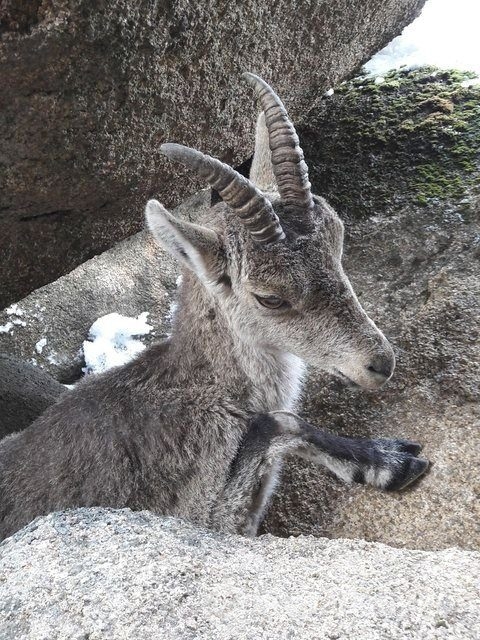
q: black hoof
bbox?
[386,456,429,491]
[395,439,423,456]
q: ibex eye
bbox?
[254,294,290,310]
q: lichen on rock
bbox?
[300,67,480,217]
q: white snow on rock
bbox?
[366,0,480,76]
[82,312,153,375]
[5,303,23,316]
[0,322,13,334]
[35,337,47,354]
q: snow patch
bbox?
[35,338,47,354]
[5,303,23,316]
[82,312,153,375]
[0,322,13,334]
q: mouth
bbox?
[332,368,361,389]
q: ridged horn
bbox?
[161,143,285,244]
[243,72,314,217]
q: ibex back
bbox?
[0,74,428,540]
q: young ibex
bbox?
[0,74,428,541]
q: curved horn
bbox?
[243,72,314,217]
[161,143,285,244]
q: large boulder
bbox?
[1,509,479,640]
[0,0,426,307]
[0,353,65,439]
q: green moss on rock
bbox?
[299,67,480,218]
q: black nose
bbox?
[367,354,395,380]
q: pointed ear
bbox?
[249,111,277,192]
[145,200,225,285]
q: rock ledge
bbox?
[1,508,479,640]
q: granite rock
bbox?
[0,0,426,306]
[0,353,65,439]
[0,508,478,640]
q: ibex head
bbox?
[146,73,395,390]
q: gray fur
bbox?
[0,76,428,541]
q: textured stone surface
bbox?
[0,0,426,306]
[1,509,479,640]
[298,68,480,218]
[0,353,64,439]
[0,191,207,382]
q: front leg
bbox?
[210,412,429,538]
[210,413,300,537]
[273,411,429,491]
